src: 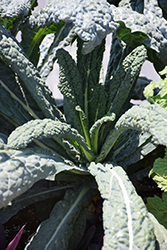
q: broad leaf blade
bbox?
[148,212,167,250]
[38,23,75,80]
[0,0,30,18]
[0,146,85,209]
[97,102,167,162]
[0,24,64,121]
[0,181,73,224]
[105,32,125,89]
[57,48,84,134]
[25,185,95,250]
[114,130,157,169]
[77,38,106,127]
[112,5,167,71]
[89,162,156,250]
[7,119,94,159]
[28,0,118,54]
[106,45,147,117]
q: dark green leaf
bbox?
[0,182,73,224]
[116,21,148,48]
[0,24,64,121]
[97,102,167,162]
[77,38,106,127]
[106,45,147,117]
[7,119,94,160]
[89,162,156,249]
[25,185,95,250]
[0,145,84,209]
[21,21,65,66]
[57,48,84,134]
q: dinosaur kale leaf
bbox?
[25,185,96,250]
[112,3,167,71]
[0,0,31,19]
[0,144,85,209]
[97,102,167,163]
[89,162,156,250]
[28,0,119,54]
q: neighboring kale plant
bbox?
[1,0,167,249]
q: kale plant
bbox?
[1,0,167,249]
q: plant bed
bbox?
[1,0,167,249]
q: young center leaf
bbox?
[89,162,156,250]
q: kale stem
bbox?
[27,27,46,57]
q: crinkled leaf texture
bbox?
[97,102,167,162]
[28,0,119,54]
[0,24,64,121]
[89,162,156,249]
[0,144,85,209]
[148,212,167,250]
[7,118,94,158]
[25,185,95,250]
[112,5,167,69]
[106,45,147,116]
[0,0,30,18]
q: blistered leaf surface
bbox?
[57,48,84,133]
[148,212,167,250]
[119,0,144,13]
[97,102,167,162]
[0,24,64,121]
[7,118,94,159]
[0,146,83,209]
[106,45,147,116]
[89,162,156,250]
[29,0,119,54]
[0,0,30,18]
[112,5,167,66]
